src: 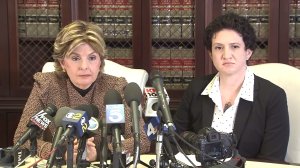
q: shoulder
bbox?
[254,75,287,104]
[254,75,285,94]
[33,72,66,85]
[96,73,128,91]
[33,72,67,92]
[187,74,215,92]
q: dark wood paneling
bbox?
[0,112,5,147]
[278,0,290,64]
[195,0,207,77]
[132,0,144,69]
[0,98,26,147]
[140,0,152,73]
[0,0,9,96]
[269,0,280,63]
[61,0,74,26]
[0,109,22,148]
[78,0,89,21]
[7,112,22,147]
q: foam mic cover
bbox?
[11,104,57,153]
[47,107,71,168]
[124,82,142,135]
[55,107,91,148]
[124,82,142,105]
[150,71,174,132]
[29,103,57,130]
[104,89,125,154]
[75,105,100,164]
[124,82,143,166]
[52,107,71,147]
[104,89,123,105]
[74,104,100,135]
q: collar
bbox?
[201,67,254,102]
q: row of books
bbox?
[18,0,60,38]
[18,15,60,38]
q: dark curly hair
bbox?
[204,12,257,52]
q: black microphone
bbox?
[150,71,175,133]
[47,106,71,168]
[124,82,143,167]
[99,117,108,168]
[55,106,92,148]
[104,89,125,168]
[76,104,100,166]
[11,104,57,154]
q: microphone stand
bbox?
[54,148,63,168]
[112,126,122,168]
[126,104,151,168]
[29,130,38,168]
[100,118,108,168]
[155,127,164,168]
[125,137,152,168]
[156,109,182,168]
[66,136,74,168]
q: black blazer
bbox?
[173,74,289,161]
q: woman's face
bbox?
[60,43,101,89]
[210,29,252,76]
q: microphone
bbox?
[143,87,170,141]
[11,104,57,153]
[47,106,71,168]
[104,89,125,167]
[99,117,108,168]
[143,87,170,117]
[76,104,100,166]
[150,71,174,133]
[124,82,143,167]
[55,106,92,148]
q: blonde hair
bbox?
[52,20,106,72]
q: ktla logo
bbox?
[144,87,158,98]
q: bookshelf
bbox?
[0,0,300,148]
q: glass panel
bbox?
[152,0,195,89]
[89,0,133,67]
[222,0,269,65]
[18,0,61,87]
[289,0,300,69]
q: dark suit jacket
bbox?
[173,74,289,161]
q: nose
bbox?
[222,47,232,60]
[80,60,88,70]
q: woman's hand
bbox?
[64,137,97,162]
[86,137,97,161]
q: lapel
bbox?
[233,99,253,144]
[202,96,215,127]
[233,75,259,144]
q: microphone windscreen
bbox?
[75,104,100,118]
[54,107,72,126]
[149,70,163,83]
[104,89,122,105]
[44,103,58,117]
[124,82,142,105]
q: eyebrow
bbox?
[212,42,241,46]
[69,51,98,56]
